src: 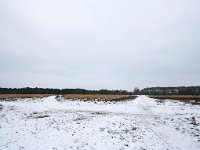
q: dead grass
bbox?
[149,95,200,100]
[0,94,136,102]
[0,94,53,99]
[63,94,136,101]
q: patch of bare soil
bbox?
[28,112,50,119]
[0,104,3,111]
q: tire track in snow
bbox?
[136,96,200,150]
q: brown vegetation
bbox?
[0,94,136,101]
[0,94,53,99]
[149,95,200,100]
[63,94,136,101]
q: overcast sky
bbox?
[0,0,200,90]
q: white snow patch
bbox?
[0,96,199,150]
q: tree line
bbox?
[0,87,130,95]
[133,86,200,95]
[1,86,200,95]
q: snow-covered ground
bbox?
[0,96,199,150]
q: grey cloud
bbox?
[0,0,200,90]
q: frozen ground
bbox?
[0,96,199,150]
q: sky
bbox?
[0,0,200,91]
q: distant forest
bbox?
[0,87,130,95]
[0,86,200,95]
[134,86,200,95]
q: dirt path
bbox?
[136,96,200,150]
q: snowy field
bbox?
[0,96,200,150]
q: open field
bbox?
[149,95,200,100]
[62,94,135,101]
[0,96,199,150]
[0,94,54,99]
[0,94,135,101]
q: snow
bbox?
[0,96,200,150]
